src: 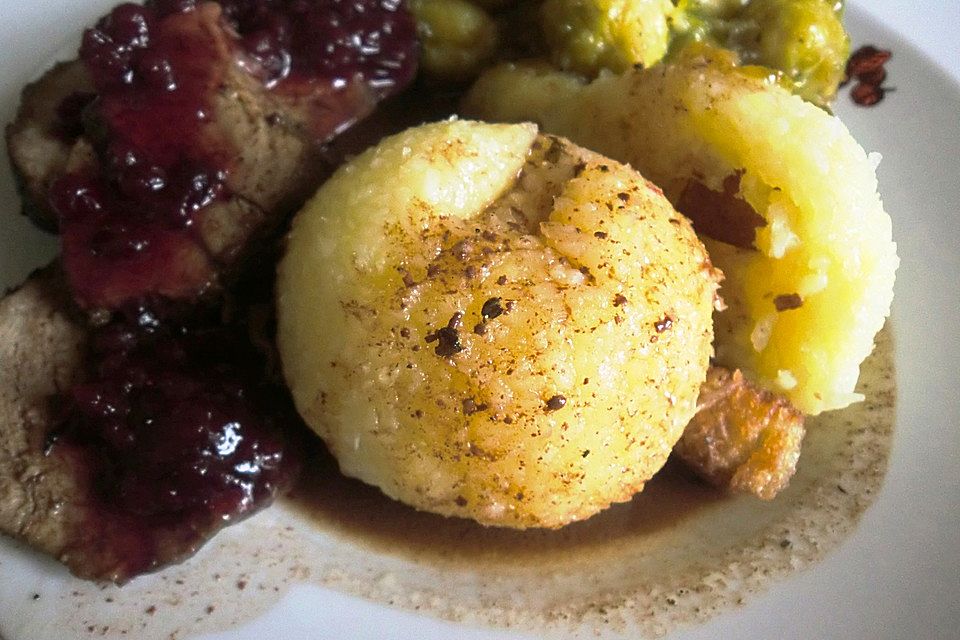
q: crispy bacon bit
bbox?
[845,45,892,107]
[451,239,474,261]
[851,83,885,106]
[424,312,465,356]
[773,293,803,311]
[674,367,805,500]
[857,67,887,86]
[545,394,567,411]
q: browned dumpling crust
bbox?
[675,366,805,500]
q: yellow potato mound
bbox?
[464,53,898,414]
[277,121,720,528]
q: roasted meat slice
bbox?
[674,366,805,500]
[0,265,93,569]
[0,266,300,583]
[5,60,94,231]
[4,36,331,245]
[6,0,418,311]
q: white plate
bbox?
[1,3,958,639]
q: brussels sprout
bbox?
[539,0,675,76]
[677,0,750,20]
[670,0,850,106]
[736,0,850,105]
[411,0,500,82]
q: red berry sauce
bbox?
[214,0,419,94]
[51,300,302,580]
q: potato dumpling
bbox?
[277,120,719,528]
[464,52,898,414]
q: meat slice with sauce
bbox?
[6,0,418,312]
[0,265,301,583]
[0,0,421,582]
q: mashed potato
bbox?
[464,52,898,414]
[277,120,720,528]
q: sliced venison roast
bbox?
[0,265,303,583]
[6,0,419,312]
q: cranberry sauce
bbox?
[214,0,419,96]
[53,3,238,309]
[52,0,418,310]
[51,301,301,580]
[217,0,420,142]
[844,45,892,107]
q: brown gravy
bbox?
[286,449,723,567]
[10,327,894,640]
